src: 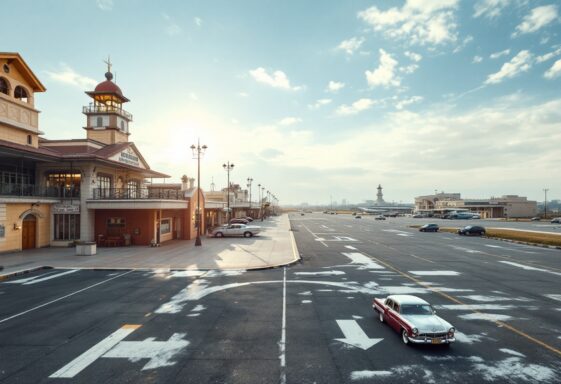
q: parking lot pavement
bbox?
[2,212,561,383]
[0,214,298,279]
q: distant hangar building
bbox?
[414,192,537,218]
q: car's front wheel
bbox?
[401,329,410,345]
[243,231,253,238]
[215,232,224,238]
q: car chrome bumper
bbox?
[408,336,455,344]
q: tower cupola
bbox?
[83,57,133,145]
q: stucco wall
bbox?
[0,203,51,253]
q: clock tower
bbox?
[83,58,132,145]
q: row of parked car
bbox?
[419,223,486,236]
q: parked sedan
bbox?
[374,215,386,220]
[212,224,262,238]
[458,225,486,236]
[355,215,362,219]
[551,218,561,224]
[419,223,439,232]
[372,295,455,345]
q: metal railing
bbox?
[0,184,79,199]
[91,188,185,200]
[82,104,133,121]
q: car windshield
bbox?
[400,304,434,315]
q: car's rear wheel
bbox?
[401,329,410,345]
[243,231,252,238]
[215,232,224,238]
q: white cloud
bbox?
[45,64,97,89]
[395,96,423,110]
[327,81,345,92]
[249,67,302,91]
[358,0,459,46]
[194,17,203,27]
[473,55,484,64]
[536,47,561,63]
[96,0,113,11]
[399,64,419,74]
[337,37,365,55]
[490,49,510,59]
[366,49,400,88]
[162,13,182,36]
[544,59,561,79]
[335,98,377,116]
[485,50,533,84]
[404,51,423,62]
[279,117,302,126]
[512,5,558,37]
[308,98,332,110]
[473,0,510,18]
[453,35,474,53]
[238,92,249,97]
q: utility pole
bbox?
[544,188,549,219]
[247,177,253,216]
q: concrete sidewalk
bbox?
[0,214,299,277]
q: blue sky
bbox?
[4,0,561,205]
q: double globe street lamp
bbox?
[190,140,207,246]
[223,162,235,223]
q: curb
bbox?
[485,236,561,250]
[0,266,53,281]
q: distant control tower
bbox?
[376,184,385,205]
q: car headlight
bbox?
[448,327,455,336]
[412,328,419,336]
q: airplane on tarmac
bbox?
[357,206,414,215]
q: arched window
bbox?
[0,77,9,95]
[14,86,29,103]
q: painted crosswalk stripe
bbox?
[50,324,141,378]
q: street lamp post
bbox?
[223,162,234,223]
[247,177,253,217]
[544,188,549,219]
[190,140,207,247]
[261,186,265,221]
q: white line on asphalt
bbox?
[409,271,460,276]
[301,223,328,247]
[0,270,134,324]
[498,261,561,277]
[294,271,345,276]
[3,270,61,284]
[279,267,287,384]
[49,324,141,378]
[22,269,79,285]
[345,245,357,250]
[409,254,435,264]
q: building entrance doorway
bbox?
[22,215,37,250]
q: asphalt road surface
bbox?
[1,213,560,383]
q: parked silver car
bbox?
[212,224,262,238]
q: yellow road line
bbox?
[360,249,561,358]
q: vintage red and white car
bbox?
[372,294,456,345]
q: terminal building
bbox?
[0,53,204,253]
[414,192,537,218]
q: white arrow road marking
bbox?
[103,333,189,370]
[5,269,79,285]
[341,253,385,270]
[50,324,141,378]
[334,320,383,350]
[294,271,345,276]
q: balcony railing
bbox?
[91,188,185,200]
[82,104,133,121]
[0,184,79,199]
